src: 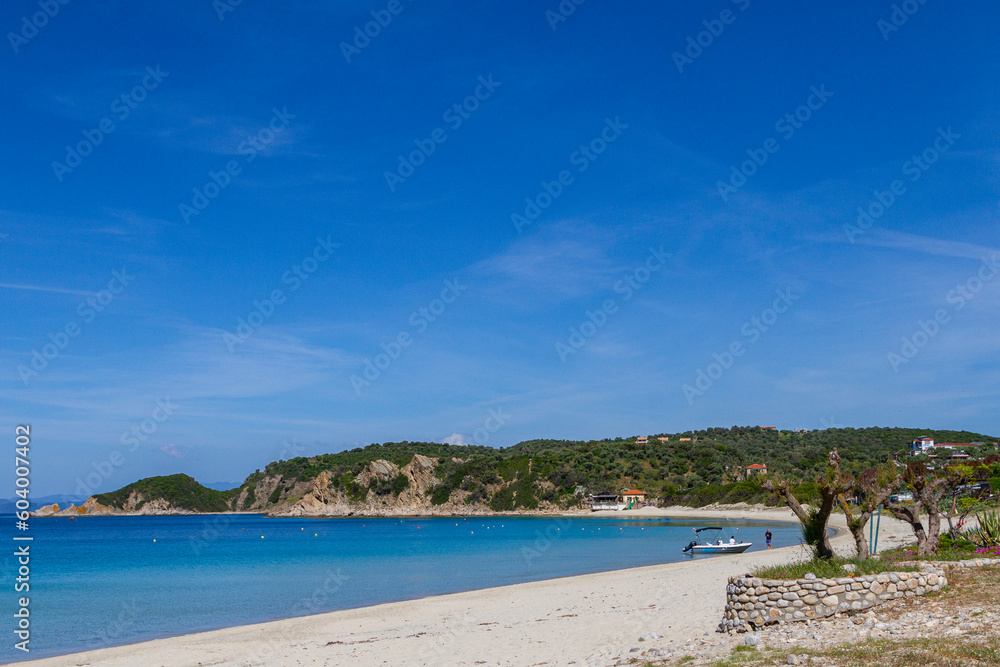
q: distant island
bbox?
[34,426,999,518]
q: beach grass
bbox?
[695,636,1000,667]
[750,555,917,581]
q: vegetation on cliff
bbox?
[92,426,998,514]
[94,473,239,512]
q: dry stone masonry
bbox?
[722,566,947,633]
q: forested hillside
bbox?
[85,427,999,515]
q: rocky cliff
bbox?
[267,453,510,516]
[33,450,565,517]
[33,492,196,517]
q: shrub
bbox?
[490,486,515,511]
[430,485,452,505]
[973,510,1000,547]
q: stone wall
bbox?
[721,567,947,633]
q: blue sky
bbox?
[2,1,998,496]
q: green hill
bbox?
[94,473,239,512]
[93,427,999,513]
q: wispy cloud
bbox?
[159,444,182,458]
[471,220,623,305]
[0,282,98,297]
[853,230,999,260]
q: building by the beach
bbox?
[589,493,624,511]
[621,489,646,509]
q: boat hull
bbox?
[686,543,752,554]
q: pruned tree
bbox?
[763,449,853,559]
[944,462,994,539]
[836,465,900,559]
[885,462,970,556]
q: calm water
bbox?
[0,514,801,663]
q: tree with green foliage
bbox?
[885,462,971,556]
[763,449,854,559]
[94,474,238,513]
[837,465,900,559]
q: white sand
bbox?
[17,508,917,667]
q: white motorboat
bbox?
[682,526,752,554]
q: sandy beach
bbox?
[16,507,917,667]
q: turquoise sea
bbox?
[1,514,802,663]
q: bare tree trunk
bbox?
[763,449,851,560]
[814,493,836,559]
[838,495,871,558]
[887,504,924,547]
[921,510,942,556]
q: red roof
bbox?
[622,489,645,495]
[746,464,767,469]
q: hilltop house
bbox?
[746,463,767,476]
[908,437,992,457]
[658,436,670,442]
[908,436,935,454]
[636,436,648,444]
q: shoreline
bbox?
[28,502,799,520]
[15,508,893,667]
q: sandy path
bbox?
[14,508,916,667]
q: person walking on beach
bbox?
[765,529,773,549]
